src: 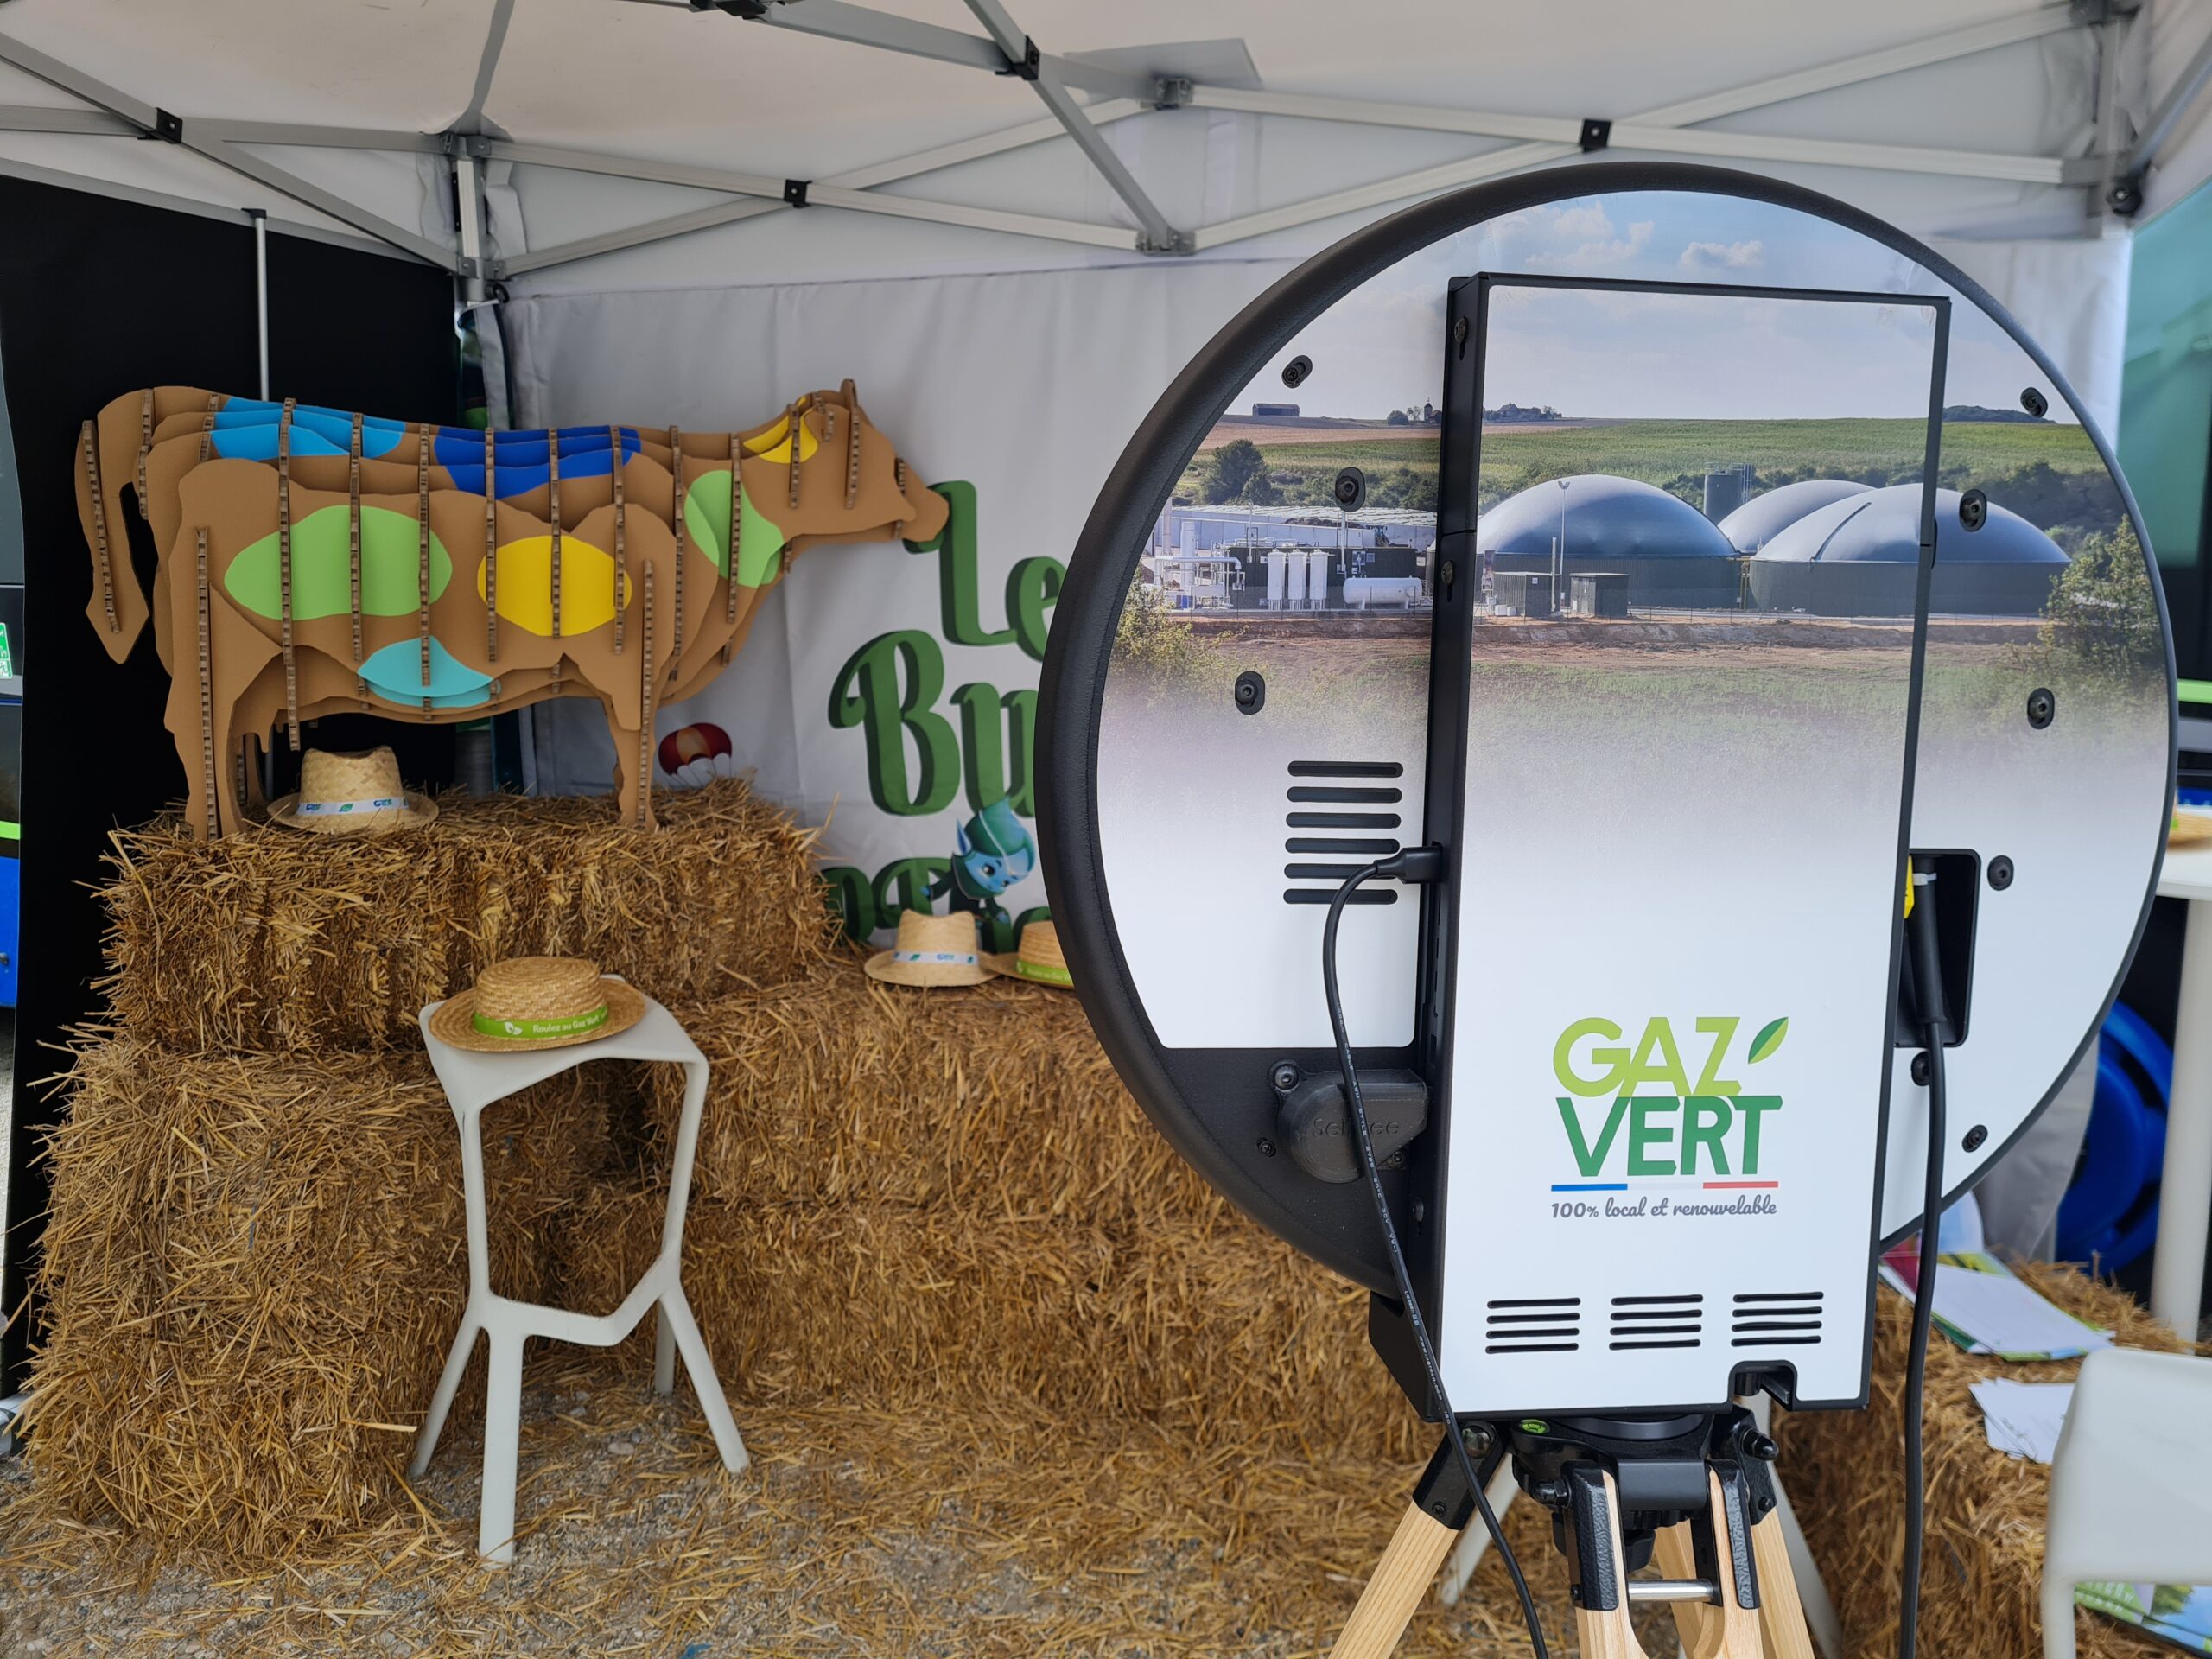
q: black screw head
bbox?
[1332,467,1366,511]
[1384,1150,1406,1171]
[1235,669,1266,715]
[1987,855,2014,891]
[1958,489,1988,531]
[1460,1421,1494,1457]
[1411,1199,1427,1224]
[1911,1052,1932,1087]
[1963,1124,1988,1153]
[2026,687,2056,729]
[2020,387,2049,419]
[1268,1060,1300,1092]
[1281,354,1312,389]
[1255,1136,1277,1159]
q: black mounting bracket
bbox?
[783,177,810,209]
[151,108,184,144]
[999,35,1041,80]
[1579,118,1612,153]
[2107,172,2145,217]
[695,0,773,17]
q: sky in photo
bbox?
[1239,189,2072,425]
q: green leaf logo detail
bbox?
[1748,1018,1789,1065]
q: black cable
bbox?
[1899,865,1950,1659]
[1323,856,1550,1659]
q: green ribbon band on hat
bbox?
[472,1003,610,1040]
[1016,960,1072,987]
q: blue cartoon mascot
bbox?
[931,796,1036,950]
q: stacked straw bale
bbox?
[28,1039,613,1554]
[95,784,841,1052]
[572,965,1421,1459]
[1772,1262,2194,1659]
[29,779,841,1555]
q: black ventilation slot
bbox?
[1609,1294,1703,1351]
[1486,1297,1581,1355]
[1730,1291,1825,1348]
[1284,762,1411,905]
[1286,836,1402,855]
[1287,785,1402,803]
[1289,760,1405,778]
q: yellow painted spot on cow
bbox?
[742,411,819,466]
[474,536,632,636]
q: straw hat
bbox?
[268,746,436,836]
[427,956,647,1052]
[982,919,1072,990]
[864,911,988,987]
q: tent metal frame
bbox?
[0,0,2201,279]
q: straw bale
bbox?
[26,1034,619,1555]
[1773,1261,2193,1659]
[558,1187,1426,1461]
[643,962,1229,1224]
[95,778,839,1052]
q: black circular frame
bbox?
[1038,160,2175,1289]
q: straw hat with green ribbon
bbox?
[268,746,436,836]
[982,919,1072,990]
[427,956,646,1052]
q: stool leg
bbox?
[410,1314,481,1478]
[654,1304,677,1397]
[659,1282,748,1475]
[478,1331,526,1566]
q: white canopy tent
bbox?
[0,0,2209,423]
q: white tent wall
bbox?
[501,257,1289,929]
[0,0,2203,906]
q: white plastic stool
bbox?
[411,985,748,1564]
[2043,1346,2212,1658]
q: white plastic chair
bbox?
[2044,1346,2212,1658]
[411,987,748,1564]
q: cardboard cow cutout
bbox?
[77,385,948,835]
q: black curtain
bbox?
[0,177,461,1387]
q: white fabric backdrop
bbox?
[504,259,1288,939]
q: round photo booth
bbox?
[1039,162,2172,1416]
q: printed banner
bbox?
[501,261,1287,946]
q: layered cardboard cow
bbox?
[76,386,948,836]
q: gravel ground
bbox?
[0,1342,1633,1658]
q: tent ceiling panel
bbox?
[0,0,2202,296]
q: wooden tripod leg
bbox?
[1656,1521,1716,1655]
[1749,1513,1816,1659]
[1328,1504,1460,1659]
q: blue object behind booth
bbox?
[2056,1003,2170,1269]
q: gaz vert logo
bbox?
[1551,1016,1786,1183]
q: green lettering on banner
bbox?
[1006,556,1063,663]
[1558,1096,1630,1178]
[1681,1096,1732,1175]
[822,865,876,943]
[874,856,952,931]
[904,482,1013,648]
[1000,688,1037,817]
[827,629,961,817]
[951,682,1005,815]
[1626,1097,1679,1175]
[1735,1096,1782,1173]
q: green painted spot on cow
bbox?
[226,505,452,620]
